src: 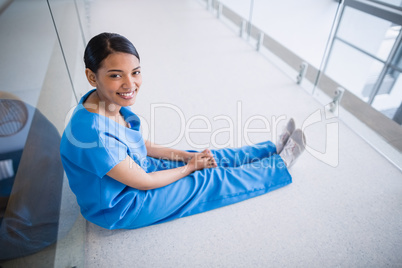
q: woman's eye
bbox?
[133,71,141,75]
[110,74,121,78]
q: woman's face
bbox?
[86,52,142,111]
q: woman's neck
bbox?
[84,90,121,117]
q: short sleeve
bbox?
[60,111,129,178]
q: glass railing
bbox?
[200,0,402,168]
[315,0,402,162]
[203,0,341,92]
[0,0,86,266]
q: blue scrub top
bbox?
[60,89,148,228]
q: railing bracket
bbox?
[296,62,308,84]
[217,2,222,19]
[328,87,345,113]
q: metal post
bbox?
[312,0,345,94]
[247,0,254,40]
[217,2,223,19]
[368,30,402,104]
[239,19,246,38]
[256,32,264,51]
[207,0,212,11]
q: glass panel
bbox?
[0,0,84,266]
[372,68,402,123]
[317,0,402,158]
[74,0,91,43]
[48,0,91,98]
[337,6,398,61]
[325,40,385,102]
[252,0,340,69]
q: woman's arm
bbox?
[144,139,194,162]
[107,153,216,190]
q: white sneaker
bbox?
[276,118,295,154]
[279,129,306,168]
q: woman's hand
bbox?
[187,149,217,171]
[185,149,214,162]
[107,148,217,190]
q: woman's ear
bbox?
[85,68,97,87]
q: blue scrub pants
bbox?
[130,140,291,229]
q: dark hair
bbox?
[84,32,140,73]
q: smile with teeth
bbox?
[117,90,136,98]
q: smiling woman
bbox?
[84,53,142,126]
[59,32,306,230]
[82,33,142,120]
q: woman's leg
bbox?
[211,140,277,168]
[129,154,290,229]
[145,140,277,172]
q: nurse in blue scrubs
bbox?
[60,32,306,230]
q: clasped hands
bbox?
[186,149,218,171]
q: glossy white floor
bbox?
[79,0,402,267]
